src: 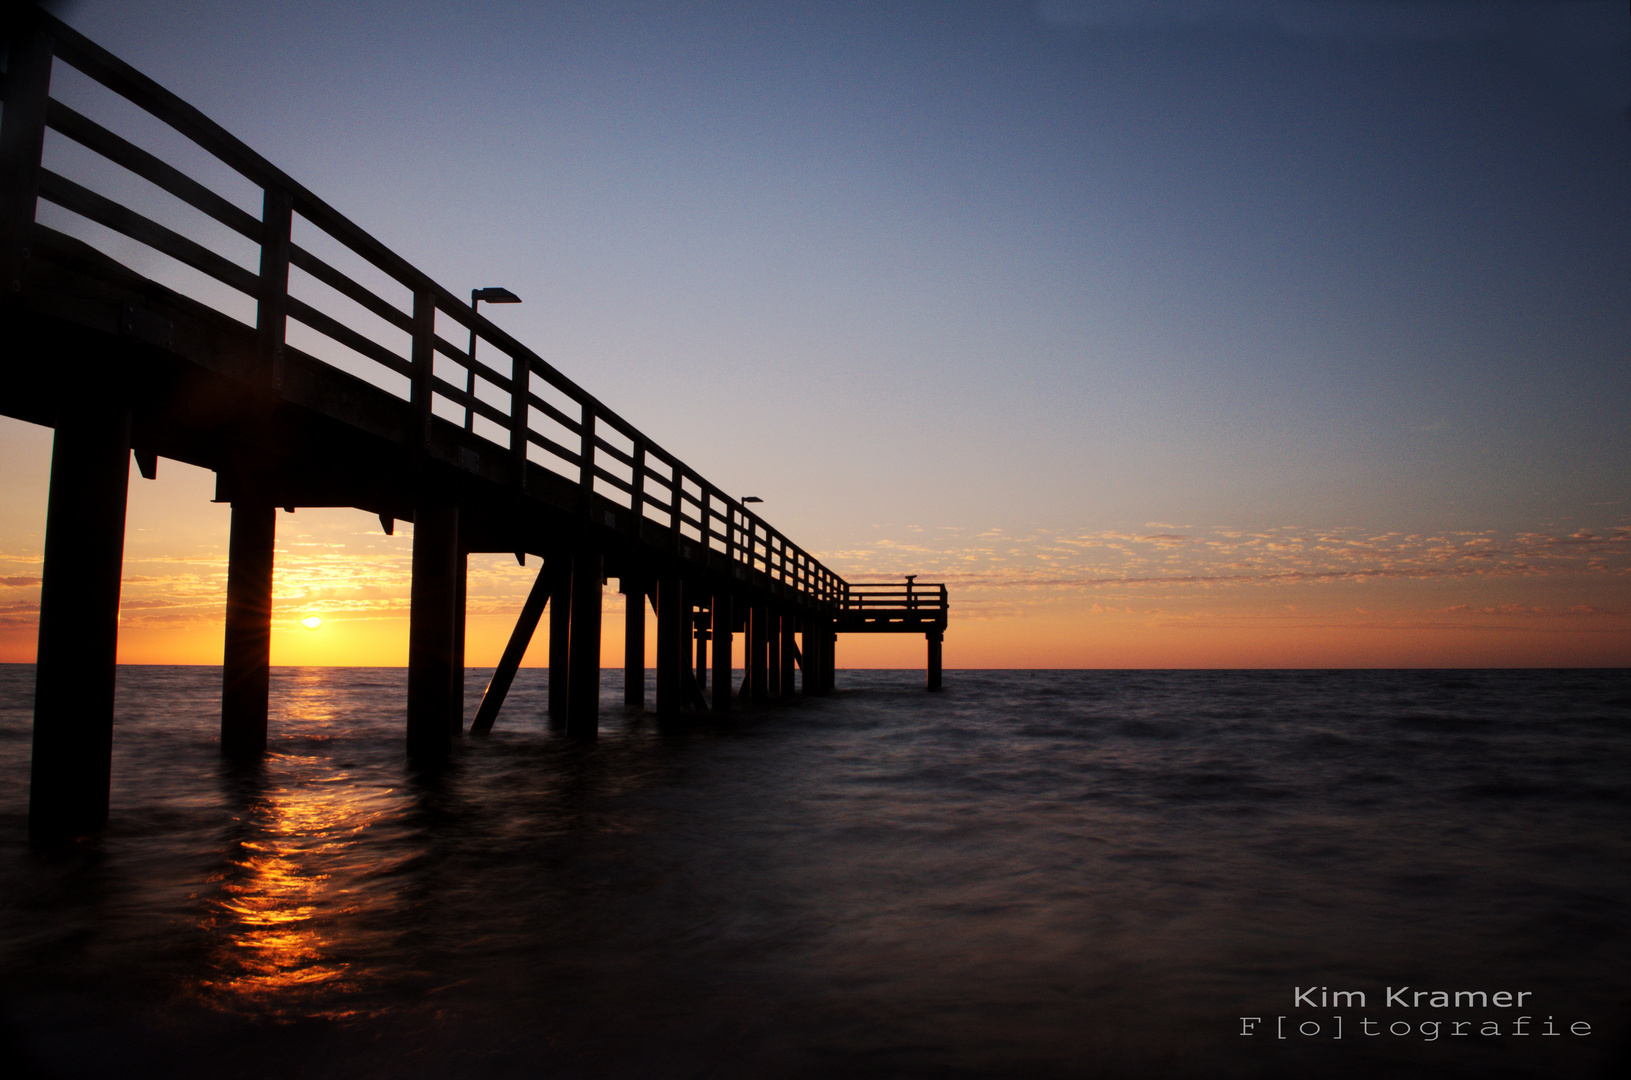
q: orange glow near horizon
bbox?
[0,418,1626,670]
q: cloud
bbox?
[0,576,40,587]
[815,521,1631,609]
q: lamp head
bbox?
[472,286,521,304]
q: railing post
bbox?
[256,186,292,390]
[510,354,528,486]
[410,288,436,450]
[463,327,477,433]
[669,465,683,550]
[578,401,596,511]
[630,436,646,530]
[0,14,52,296]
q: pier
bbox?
[0,9,948,841]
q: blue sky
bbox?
[3,0,1626,665]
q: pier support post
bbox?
[407,501,458,762]
[766,609,781,700]
[710,589,733,714]
[221,502,276,759]
[694,613,708,690]
[822,625,836,694]
[927,631,943,691]
[811,623,824,695]
[29,404,132,841]
[547,555,572,723]
[470,560,550,734]
[566,550,602,737]
[624,577,646,710]
[781,617,797,697]
[655,574,684,727]
[799,623,814,697]
[748,602,768,703]
[452,548,468,733]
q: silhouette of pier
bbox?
[0,9,948,841]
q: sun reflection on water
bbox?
[194,764,406,1020]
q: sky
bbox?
[1,0,1627,668]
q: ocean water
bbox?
[0,665,1626,1079]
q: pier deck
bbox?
[0,8,948,840]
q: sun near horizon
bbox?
[2,419,1625,671]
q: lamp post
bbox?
[466,286,521,431]
[736,497,762,569]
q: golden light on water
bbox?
[300,615,324,630]
[195,766,403,1020]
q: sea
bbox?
[0,666,1626,1080]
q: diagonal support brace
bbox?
[470,557,550,733]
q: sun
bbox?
[300,615,324,630]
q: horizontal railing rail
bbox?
[839,583,949,613]
[2,9,850,607]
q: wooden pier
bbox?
[0,9,949,841]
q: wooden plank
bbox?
[288,242,415,334]
[525,391,581,435]
[593,436,635,468]
[591,464,633,494]
[48,16,282,190]
[46,98,261,239]
[433,332,513,388]
[286,294,414,378]
[524,428,581,469]
[37,168,260,296]
[428,374,512,429]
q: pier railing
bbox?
[836,581,949,632]
[0,9,842,604]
